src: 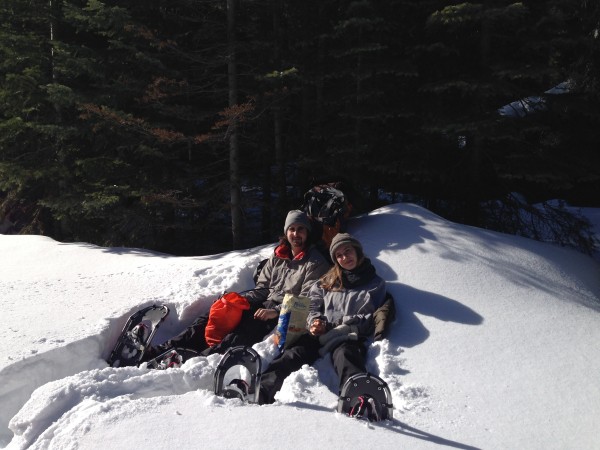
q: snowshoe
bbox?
[107,304,169,368]
[338,373,393,421]
[214,346,262,403]
[145,347,200,370]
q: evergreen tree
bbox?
[1,0,236,253]
[282,0,427,207]
[0,0,68,234]
[1,0,597,255]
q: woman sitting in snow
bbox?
[259,233,390,404]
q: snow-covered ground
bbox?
[1,203,599,450]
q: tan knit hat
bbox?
[329,233,363,262]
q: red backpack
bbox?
[205,292,250,346]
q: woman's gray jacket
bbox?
[307,273,386,337]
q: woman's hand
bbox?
[254,308,278,321]
[309,318,326,336]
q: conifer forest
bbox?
[1,1,599,255]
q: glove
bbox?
[373,293,396,341]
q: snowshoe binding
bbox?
[214,346,262,403]
[222,379,251,401]
[145,347,200,370]
[338,373,393,421]
[349,394,382,422]
[121,323,150,359]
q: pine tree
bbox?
[1,0,237,253]
[282,0,426,205]
[2,0,596,255]
[0,0,69,234]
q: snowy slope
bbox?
[1,204,599,450]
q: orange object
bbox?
[204,292,250,346]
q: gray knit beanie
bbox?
[283,210,312,234]
[329,232,363,262]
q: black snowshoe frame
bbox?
[214,346,262,403]
[338,372,394,421]
[107,304,169,368]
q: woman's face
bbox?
[334,243,358,271]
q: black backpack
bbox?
[301,183,352,248]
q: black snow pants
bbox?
[259,334,368,404]
[145,308,278,360]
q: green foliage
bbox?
[0,0,598,255]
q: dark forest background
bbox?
[1,0,599,256]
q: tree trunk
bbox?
[50,0,70,238]
[273,105,286,217]
[355,28,363,154]
[480,0,491,69]
[49,0,57,82]
[227,0,242,249]
[272,0,287,220]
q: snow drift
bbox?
[1,203,599,449]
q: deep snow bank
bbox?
[1,204,599,450]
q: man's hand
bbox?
[254,308,278,321]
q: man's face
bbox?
[286,224,308,250]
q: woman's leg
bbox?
[331,340,367,388]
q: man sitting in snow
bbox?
[144,210,330,360]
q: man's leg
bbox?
[259,334,320,404]
[144,313,210,361]
[202,309,277,355]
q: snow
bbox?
[1,203,599,450]
[497,81,571,117]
